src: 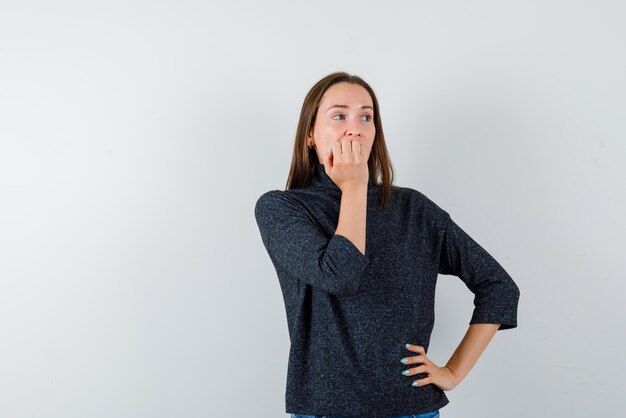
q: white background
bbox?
[1,1,624,417]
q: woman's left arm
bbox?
[444,323,500,386]
[401,205,520,390]
[403,323,500,391]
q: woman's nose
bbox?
[345,124,361,137]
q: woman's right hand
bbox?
[322,138,369,192]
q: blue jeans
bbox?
[290,410,440,418]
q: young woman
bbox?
[254,72,520,418]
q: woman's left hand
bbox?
[401,344,459,391]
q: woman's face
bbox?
[309,82,376,163]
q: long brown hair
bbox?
[286,71,394,210]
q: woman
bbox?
[254,72,520,418]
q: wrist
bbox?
[340,183,368,195]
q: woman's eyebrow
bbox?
[326,104,374,111]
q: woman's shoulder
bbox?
[255,189,289,211]
[390,184,451,220]
[255,188,307,206]
[254,189,308,218]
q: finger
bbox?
[412,375,433,388]
[400,354,425,365]
[402,364,428,377]
[405,344,425,354]
[352,140,362,161]
[323,146,333,162]
[332,142,342,164]
[340,138,350,156]
[346,139,358,162]
[323,146,334,171]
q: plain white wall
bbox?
[1,1,624,417]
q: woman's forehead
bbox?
[321,83,373,108]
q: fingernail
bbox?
[400,358,408,364]
[412,381,419,387]
[402,370,410,376]
[405,344,411,349]
[326,146,332,152]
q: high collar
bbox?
[310,163,374,192]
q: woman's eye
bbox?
[332,114,373,121]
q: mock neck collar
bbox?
[310,163,374,192]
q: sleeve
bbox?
[438,214,520,330]
[254,190,371,296]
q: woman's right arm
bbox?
[254,190,370,296]
[335,185,368,256]
[254,140,370,295]
[327,138,370,256]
